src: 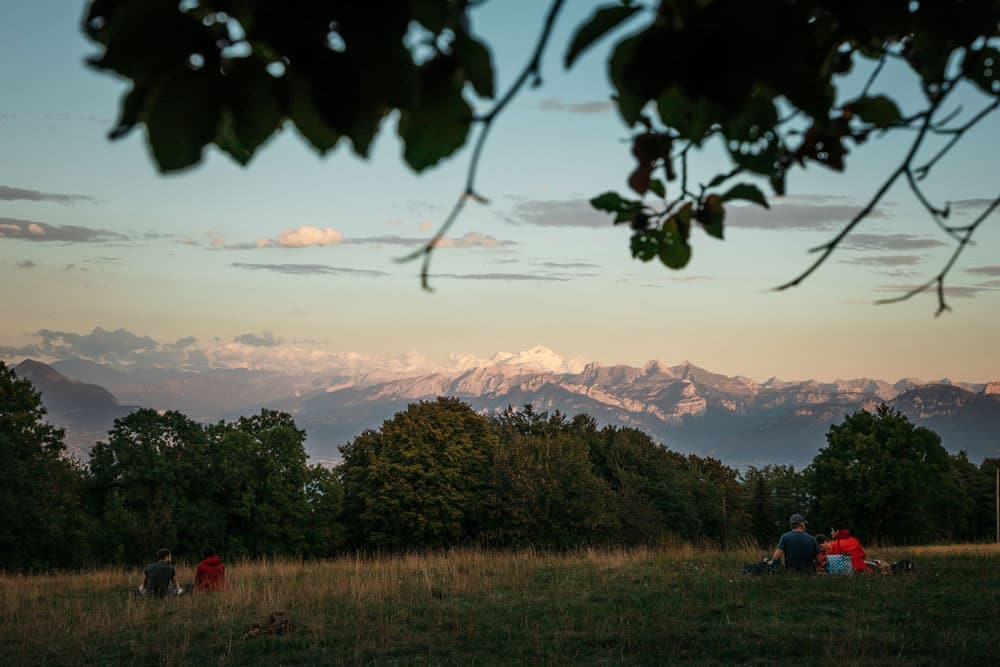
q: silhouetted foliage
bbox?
[82,1,1000,305]
[0,362,92,570]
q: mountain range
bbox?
[12,349,1000,468]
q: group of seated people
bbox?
[771,513,879,574]
[136,547,226,597]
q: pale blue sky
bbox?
[2,1,998,381]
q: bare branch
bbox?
[774,86,954,293]
[398,0,568,289]
[914,97,1000,180]
[860,54,886,98]
[905,168,962,241]
[875,194,1000,315]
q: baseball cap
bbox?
[788,513,807,527]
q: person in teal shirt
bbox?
[771,513,819,573]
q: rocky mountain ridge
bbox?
[14,355,1000,468]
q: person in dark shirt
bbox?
[138,548,179,597]
[770,513,819,573]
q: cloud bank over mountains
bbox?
[0,326,586,379]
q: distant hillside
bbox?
[13,359,140,454]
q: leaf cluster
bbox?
[84,0,495,172]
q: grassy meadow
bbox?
[2,543,999,666]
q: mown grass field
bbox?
[2,543,999,666]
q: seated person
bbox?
[770,513,819,573]
[814,533,829,573]
[138,548,180,596]
[826,527,867,573]
[195,547,226,591]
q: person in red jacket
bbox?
[827,528,867,573]
[195,547,226,591]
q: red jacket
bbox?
[195,555,226,591]
[827,529,866,573]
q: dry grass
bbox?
[2,543,998,665]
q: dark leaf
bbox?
[216,59,284,164]
[453,33,495,99]
[658,219,691,269]
[845,95,902,128]
[108,85,147,140]
[288,76,341,154]
[696,194,725,239]
[628,164,651,195]
[565,4,642,69]
[609,35,645,126]
[962,47,1000,97]
[615,202,643,224]
[145,70,221,172]
[630,229,660,261]
[590,191,629,213]
[656,88,718,142]
[648,178,666,198]
[410,0,450,33]
[720,183,769,208]
[398,57,472,171]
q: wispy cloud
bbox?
[0,218,126,243]
[538,98,613,114]
[874,284,990,299]
[840,255,924,267]
[431,272,571,282]
[840,233,947,251]
[727,196,889,231]
[231,262,388,277]
[948,198,999,211]
[347,231,516,248]
[965,265,1000,276]
[503,199,609,228]
[534,260,601,269]
[0,185,99,205]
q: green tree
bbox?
[303,464,345,557]
[682,454,746,549]
[482,408,615,548]
[340,397,497,549]
[806,404,950,543]
[88,408,213,562]
[82,1,1000,306]
[741,465,811,549]
[211,410,313,557]
[589,425,701,544]
[0,362,92,570]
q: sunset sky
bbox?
[2,1,999,382]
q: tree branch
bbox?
[774,87,952,292]
[913,97,1000,181]
[874,194,1000,316]
[398,0,568,290]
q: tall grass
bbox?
[2,543,997,665]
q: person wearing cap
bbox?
[770,513,819,573]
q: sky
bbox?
[1,1,999,383]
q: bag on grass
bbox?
[826,553,852,575]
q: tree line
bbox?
[1,362,997,570]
